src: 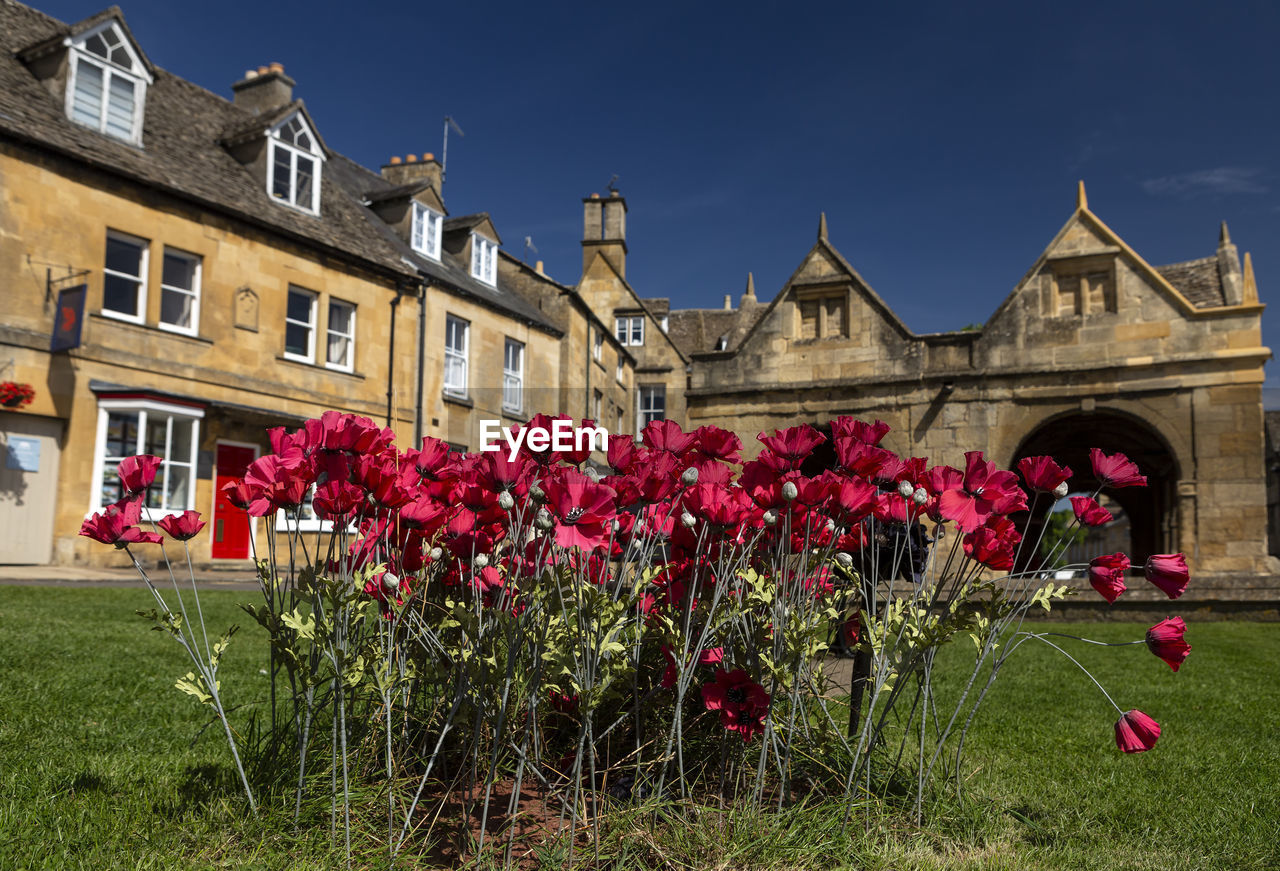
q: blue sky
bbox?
[37,0,1280,384]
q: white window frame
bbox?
[593,329,603,361]
[275,485,358,533]
[411,202,443,260]
[102,229,148,323]
[637,385,665,436]
[444,315,469,397]
[470,235,497,286]
[64,21,151,146]
[284,286,318,363]
[89,397,203,517]
[593,389,603,423]
[615,315,644,346]
[616,359,626,384]
[503,337,523,414]
[266,113,324,215]
[325,298,356,373]
[157,246,201,336]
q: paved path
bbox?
[0,562,261,591]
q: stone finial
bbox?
[1243,252,1258,304]
[1219,221,1232,246]
[1076,180,1088,211]
[1217,223,1243,305]
[818,212,828,242]
[723,294,732,310]
[742,271,756,303]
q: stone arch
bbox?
[1010,408,1183,565]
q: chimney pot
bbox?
[243,69,257,79]
[423,152,434,161]
[268,62,284,74]
[610,189,620,197]
[390,156,402,165]
[723,294,732,310]
[405,153,417,163]
[535,260,544,275]
[257,65,269,75]
[590,192,600,199]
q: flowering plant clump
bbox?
[82,410,1194,863]
[0,381,35,408]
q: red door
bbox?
[212,443,256,559]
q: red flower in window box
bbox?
[0,382,36,409]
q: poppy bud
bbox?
[897,480,914,498]
[611,519,620,532]
[680,511,696,529]
[474,553,489,568]
[498,491,515,511]
[681,466,699,487]
[535,508,554,531]
[429,547,443,561]
[825,517,835,533]
[781,482,798,502]
[913,487,928,505]
[763,509,778,526]
[585,467,602,483]
[835,552,853,568]
[529,483,545,503]
[381,571,400,594]
[1053,481,1070,499]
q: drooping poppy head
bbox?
[1114,709,1161,753]
[1145,617,1191,671]
[1089,449,1147,489]
[1144,553,1189,599]
[1087,552,1130,604]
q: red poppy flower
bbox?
[1146,617,1190,671]
[157,510,206,541]
[1071,496,1113,527]
[642,419,698,457]
[1017,456,1072,493]
[835,441,895,480]
[413,437,455,480]
[694,425,743,463]
[1088,553,1129,603]
[827,475,878,524]
[543,468,617,551]
[701,668,771,742]
[1090,449,1147,489]
[682,482,755,528]
[757,425,826,471]
[242,453,311,515]
[1114,709,1161,753]
[963,525,1015,571]
[117,454,162,497]
[607,433,641,474]
[831,416,890,447]
[937,451,1023,532]
[79,498,162,547]
[313,480,365,521]
[1144,553,1189,599]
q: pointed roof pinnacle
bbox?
[1243,251,1258,303]
[1076,180,1088,211]
[1219,221,1232,246]
[818,212,828,242]
[743,271,756,301]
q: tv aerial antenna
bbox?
[523,235,539,262]
[441,115,465,185]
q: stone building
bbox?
[0,1,629,566]
[666,186,1271,577]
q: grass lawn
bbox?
[0,584,1276,869]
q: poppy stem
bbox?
[1019,632,1124,715]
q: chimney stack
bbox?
[582,191,627,278]
[231,63,295,114]
[1218,221,1243,306]
[380,152,442,196]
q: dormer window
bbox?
[471,235,497,286]
[65,21,150,145]
[268,115,323,214]
[412,202,442,260]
